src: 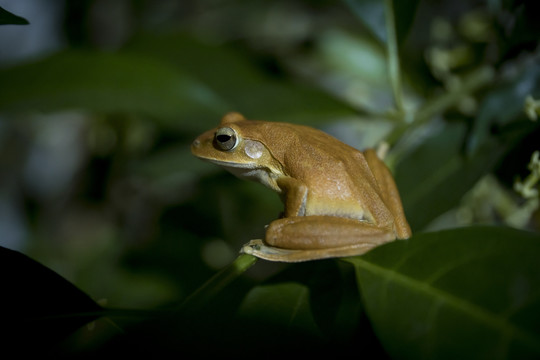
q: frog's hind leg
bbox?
[363,149,412,239]
[241,216,396,262]
[241,239,379,262]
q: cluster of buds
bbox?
[524,95,540,122]
[514,151,540,200]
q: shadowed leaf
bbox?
[0,246,102,353]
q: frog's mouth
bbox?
[198,157,258,170]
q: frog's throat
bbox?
[202,158,281,193]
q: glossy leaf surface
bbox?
[346,227,540,359]
[0,51,227,131]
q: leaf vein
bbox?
[357,258,540,351]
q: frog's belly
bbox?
[304,199,367,221]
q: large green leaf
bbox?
[346,226,540,359]
[126,33,359,126]
[0,32,360,132]
[0,50,228,131]
[0,246,102,354]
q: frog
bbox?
[191,112,411,262]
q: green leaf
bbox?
[236,260,359,342]
[0,50,228,131]
[392,0,421,44]
[128,144,216,200]
[126,33,358,126]
[342,0,420,116]
[343,0,419,44]
[231,260,387,356]
[0,6,29,25]
[345,226,540,359]
[0,246,102,353]
[178,254,257,314]
[344,0,387,43]
[238,282,321,338]
[0,33,359,131]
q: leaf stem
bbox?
[384,0,405,117]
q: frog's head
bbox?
[191,113,283,189]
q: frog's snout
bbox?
[190,139,202,156]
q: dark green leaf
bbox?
[126,33,358,126]
[346,226,540,359]
[343,0,387,43]
[0,33,359,131]
[0,246,102,353]
[495,1,540,59]
[0,6,29,25]
[468,57,540,154]
[178,254,257,314]
[232,260,387,356]
[128,144,215,200]
[0,50,228,132]
[236,260,358,341]
[393,0,421,44]
[343,0,420,44]
[238,282,321,337]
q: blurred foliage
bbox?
[0,0,539,357]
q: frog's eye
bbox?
[214,127,238,151]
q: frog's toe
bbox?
[240,239,304,261]
[240,239,378,262]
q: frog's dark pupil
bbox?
[217,135,231,142]
[217,134,231,143]
[214,128,237,150]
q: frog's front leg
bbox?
[241,216,395,262]
[276,177,308,217]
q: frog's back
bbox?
[248,121,387,221]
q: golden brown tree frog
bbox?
[191,112,411,262]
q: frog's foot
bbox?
[240,239,378,263]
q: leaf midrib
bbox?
[355,258,540,353]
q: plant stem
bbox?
[384,0,404,117]
[176,254,258,314]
